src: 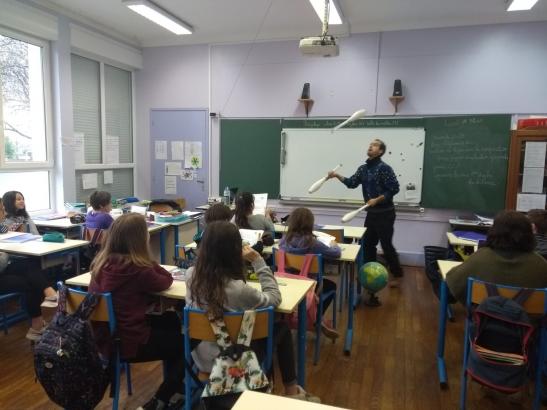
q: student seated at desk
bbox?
[233,192,275,246]
[528,209,547,259]
[0,198,57,341]
[186,221,320,403]
[88,213,185,410]
[446,211,547,305]
[1,191,39,234]
[278,207,340,340]
[86,191,114,230]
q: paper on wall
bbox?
[516,193,546,212]
[103,170,114,184]
[165,162,182,176]
[74,132,86,165]
[165,175,177,195]
[185,141,202,168]
[522,167,544,193]
[171,141,184,160]
[82,173,98,190]
[252,193,268,215]
[524,141,546,168]
[155,141,167,160]
[181,169,194,181]
[104,135,119,164]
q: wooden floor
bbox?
[0,267,540,409]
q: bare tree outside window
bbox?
[0,34,47,162]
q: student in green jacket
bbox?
[446,210,547,305]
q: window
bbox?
[71,54,134,202]
[0,30,52,212]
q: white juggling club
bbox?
[341,204,369,223]
[332,109,367,131]
[308,164,342,194]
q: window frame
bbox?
[71,51,136,194]
[0,27,54,170]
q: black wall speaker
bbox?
[301,83,310,99]
[393,79,402,97]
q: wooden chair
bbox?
[460,278,547,410]
[83,227,105,247]
[183,306,274,410]
[63,283,132,410]
[273,249,336,365]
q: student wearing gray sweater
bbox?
[186,221,320,403]
[232,192,275,245]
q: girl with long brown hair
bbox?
[186,221,320,403]
[89,213,184,410]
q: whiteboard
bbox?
[279,128,425,205]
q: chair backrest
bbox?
[184,307,273,342]
[83,227,105,247]
[467,278,547,315]
[64,284,116,333]
[274,248,323,276]
[317,228,344,243]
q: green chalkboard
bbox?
[220,115,512,211]
[422,115,511,213]
[220,119,282,197]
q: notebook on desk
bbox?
[452,230,487,243]
[0,233,41,243]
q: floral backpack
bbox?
[201,310,269,409]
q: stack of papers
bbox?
[313,231,336,247]
[240,229,264,247]
[475,345,525,365]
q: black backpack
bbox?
[34,285,110,409]
[467,284,535,393]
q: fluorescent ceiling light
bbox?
[309,0,343,25]
[123,0,192,35]
[506,0,539,11]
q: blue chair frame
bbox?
[273,249,337,365]
[183,306,275,410]
[62,283,132,410]
[459,278,547,410]
[0,293,28,334]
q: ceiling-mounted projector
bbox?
[299,35,339,57]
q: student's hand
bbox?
[242,245,261,262]
[265,208,276,221]
[330,240,338,247]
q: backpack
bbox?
[466,283,536,393]
[34,284,110,410]
[201,310,269,409]
[275,250,318,331]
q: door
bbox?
[150,109,208,210]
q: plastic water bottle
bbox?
[223,186,230,205]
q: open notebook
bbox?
[239,229,264,247]
[313,230,336,247]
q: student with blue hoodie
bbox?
[278,207,340,340]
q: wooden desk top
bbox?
[446,232,479,247]
[66,267,314,314]
[184,240,361,264]
[0,234,88,256]
[274,223,365,240]
[34,218,82,228]
[233,391,347,410]
[437,260,462,280]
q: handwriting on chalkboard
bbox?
[429,132,508,187]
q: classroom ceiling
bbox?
[40,0,547,48]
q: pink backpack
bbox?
[275,249,318,331]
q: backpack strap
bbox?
[235,310,256,347]
[208,314,233,349]
[300,254,314,278]
[277,249,286,272]
[57,284,68,314]
[76,293,100,320]
[512,289,534,306]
